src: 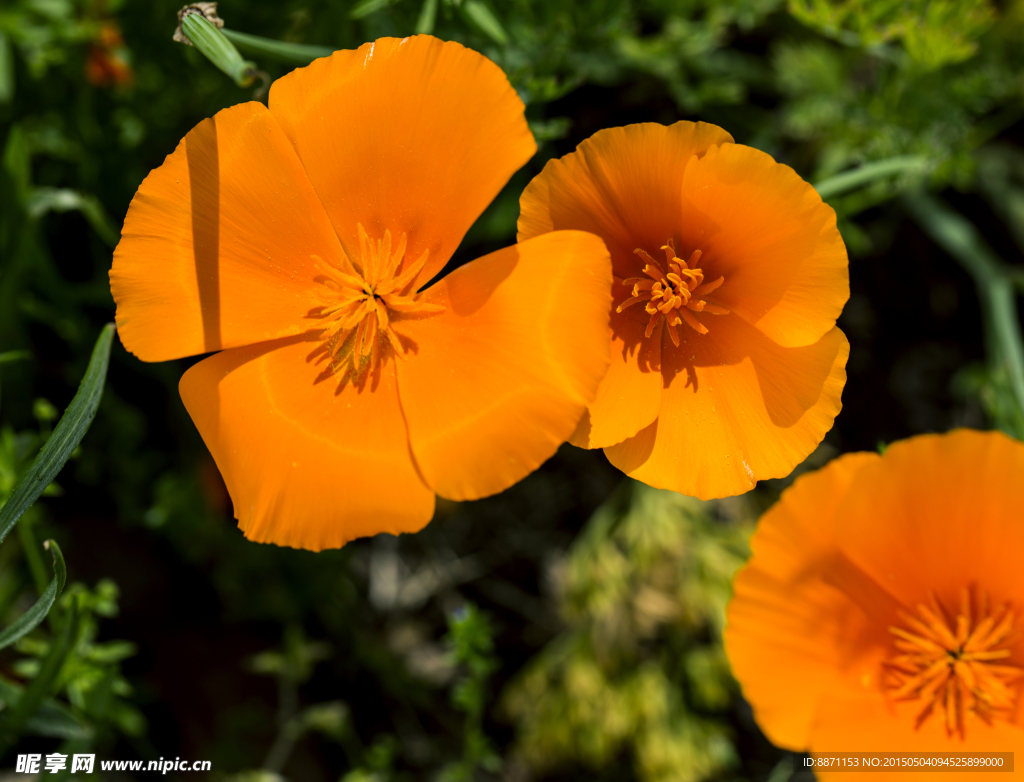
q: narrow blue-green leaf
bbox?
[416,0,439,34]
[0,540,66,650]
[221,29,334,64]
[813,155,928,200]
[181,13,256,87]
[0,324,115,546]
[350,0,391,19]
[0,594,80,741]
[461,1,509,44]
[0,678,91,739]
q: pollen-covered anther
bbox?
[616,239,728,347]
[307,223,444,381]
[883,587,1022,740]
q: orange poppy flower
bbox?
[518,122,849,499]
[725,430,1024,778]
[110,36,612,551]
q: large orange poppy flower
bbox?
[518,122,849,499]
[110,36,612,551]
[725,430,1024,778]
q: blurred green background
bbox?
[1,0,1023,779]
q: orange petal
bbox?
[677,143,848,347]
[571,287,664,449]
[269,36,536,290]
[394,230,612,501]
[834,430,1024,649]
[725,451,891,751]
[110,102,347,362]
[179,337,434,551]
[517,121,734,279]
[605,316,849,499]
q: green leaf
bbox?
[0,539,66,650]
[461,1,508,45]
[26,187,120,247]
[905,194,1024,439]
[0,31,13,105]
[0,324,115,546]
[813,155,929,200]
[221,29,333,65]
[416,0,439,34]
[0,592,81,742]
[0,677,90,739]
[0,350,31,366]
[349,0,391,19]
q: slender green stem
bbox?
[221,29,334,65]
[904,194,1024,428]
[814,155,928,200]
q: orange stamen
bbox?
[616,239,728,338]
[308,224,444,382]
[883,587,1021,740]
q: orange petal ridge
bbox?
[269,36,536,291]
[395,230,612,501]
[110,101,348,362]
[179,337,435,551]
[677,143,849,348]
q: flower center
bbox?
[616,240,728,347]
[884,588,1021,739]
[307,224,444,383]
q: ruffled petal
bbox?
[517,121,734,279]
[677,143,848,347]
[570,288,664,449]
[269,36,536,289]
[725,452,891,751]
[604,317,849,499]
[179,337,435,551]
[395,231,612,500]
[110,102,347,361]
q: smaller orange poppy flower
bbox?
[725,430,1024,779]
[519,122,850,499]
[110,36,612,551]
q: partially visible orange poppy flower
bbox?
[86,21,133,87]
[518,123,849,499]
[725,430,1024,778]
[110,36,612,551]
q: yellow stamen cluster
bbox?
[884,588,1021,739]
[616,240,728,346]
[308,224,443,383]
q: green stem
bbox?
[814,155,928,201]
[221,29,334,65]
[904,194,1024,429]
